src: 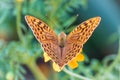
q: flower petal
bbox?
[68,53,84,69]
[43,53,51,62]
[75,53,84,62]
[68,58,78,69]
[52,62,61,72]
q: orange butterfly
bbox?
[25,15,101,72]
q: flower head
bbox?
[43,50,84,72]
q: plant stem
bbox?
[94,27,120,80]
[63,67,92,80]
[15,1,47,80]
[26,59,47,80]
[102,27,120,75]
[15,0,24,42]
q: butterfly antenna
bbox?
[65,14,79,30]
[45,14,59,30]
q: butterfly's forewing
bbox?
[62,17,101,64]
[25,15,61,64]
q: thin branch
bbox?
[15,0,24,43]
[63,67,92,80]
[94,26,120,80]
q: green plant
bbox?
[0,0,119,80]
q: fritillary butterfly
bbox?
[25,15,101,70]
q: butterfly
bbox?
[25,15,101,71]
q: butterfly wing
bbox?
[62,17,101,64]
[25,15,61,64]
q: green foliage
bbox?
[0,0,120,80]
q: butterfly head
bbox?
[58,32,66,48]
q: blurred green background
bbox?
[0,0,120,80]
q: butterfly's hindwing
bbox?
[62,43,83,64]
[42,42,61,63]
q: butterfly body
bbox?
[58,32,66,48]
[25,15,101,70]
